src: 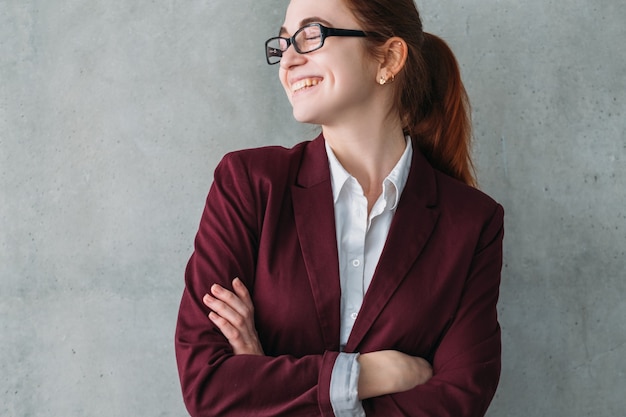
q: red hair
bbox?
[343,0,476,186]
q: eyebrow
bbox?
[279,16,334,36]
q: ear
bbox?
[376,37,408,83]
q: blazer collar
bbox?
[291,134,341,350]
[294,133,330,188]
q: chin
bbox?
[291,108,321,125]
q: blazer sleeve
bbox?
[364,203,504,417]
[175,152,339,417]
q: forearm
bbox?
[329,350,433,416]
[179,354,338,416]
[176,288,339,417]
[361,327,501,417]
[358,350,433,400]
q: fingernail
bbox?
[211,284,221,294]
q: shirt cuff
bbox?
[329,352,365,417]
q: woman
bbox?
[175,0,504,415]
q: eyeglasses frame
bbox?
[265,23,369,65]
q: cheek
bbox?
[334,64,375,97]
[332,50,377,88]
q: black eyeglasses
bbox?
[265,23,369,65]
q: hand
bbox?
[203,278,264,356]
[358,350,433,399]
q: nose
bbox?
[279,44,306,69]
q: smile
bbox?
[291,78,322,93]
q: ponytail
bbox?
[409,33,475,187]
[343,0,476,187]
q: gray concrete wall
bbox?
[1,0,624,415]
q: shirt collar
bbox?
[325,141,352,204]
[325,137,413,209]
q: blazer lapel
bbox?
[345,147,441,352]
[291,135,342,351]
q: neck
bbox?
[322,117,406,200]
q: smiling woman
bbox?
[175,0,504,416]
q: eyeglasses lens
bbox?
[266,38,287,64]
[295,25,323,53]
[265,24,323,64]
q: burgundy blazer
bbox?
[175,134,504,416]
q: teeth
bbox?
[291,78,320,93]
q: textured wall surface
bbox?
[1,0,624,416]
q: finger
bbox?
[232,278,254,311]
[208,311,242,342]
[211,283,252,321]
[202,292,215,308]
[206,289,264,356]
[203,292,247,330]
[209,311,264,356]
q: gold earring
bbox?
[379,73,395,85]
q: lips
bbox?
[290,77,322,93]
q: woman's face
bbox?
[278,0,380,127]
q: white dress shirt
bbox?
[326,138,413,416]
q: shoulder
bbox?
[216,140,311,178]
[224,141,309,164]
[408,145,502,227]
[433,170,504,237]
[437,172,502,215]
[206,140,320,217]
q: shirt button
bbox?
[352,259,361,267]
[351,312,358,320]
